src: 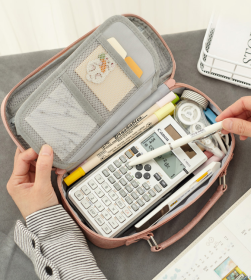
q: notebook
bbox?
[153,188,251,280]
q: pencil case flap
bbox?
[15,15,169,170]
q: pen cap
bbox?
[64,167,85,186]
[154,102,175,121]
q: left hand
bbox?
[7,145,59,219]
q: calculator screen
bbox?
[141,132,185,179]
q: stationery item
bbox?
[67,115,207,237]
[204,107,217,124]
[64,92,178,185]
[124,57,143,78]
[134,162,221,231]
[193,155,223,175]
[64,102,176,186]
[107,37,127,59]
[75,45,135,111]
[181,90,209,110]
[153,188,251,280]
[129,121,223,166]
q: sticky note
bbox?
[125,57,143,78]
[107,37,127,59]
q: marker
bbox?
[64,101,176,186]
[129,121,223,166]
[134,162,221,231]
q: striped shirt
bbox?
[14,205,107,280]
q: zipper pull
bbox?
[164,78,176,89]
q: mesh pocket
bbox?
[21,79,99,163]
[66,40,137,121]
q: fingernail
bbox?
[223,119,233,131]
[40,144,52,156]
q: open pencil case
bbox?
[1,14,235,252]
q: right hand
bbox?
[216,96,251,141]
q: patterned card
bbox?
[75,45,134,111]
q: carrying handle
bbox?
[149,181,227,252]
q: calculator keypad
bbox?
[69,148,167,238]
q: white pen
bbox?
[129,121,223,166]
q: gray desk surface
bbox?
[0,29,250,280]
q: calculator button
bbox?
[154,185,162,192]
[74,190,84,200]
[95,201,105,212]
[102,224,112,234]
[88,180,98,189]
[108,164,116,172]
[102,210,111,220]
[108,176,116,184]
[119,155,127,163]
[102,196,111,206]
[109,205,119,215]
[81,185,91,195]
[116,213,125,223]
[114,171,122,179]
[143,173,151,180]
[131,203,139,212]
[119,166,127,175]
[160,180,167,188]
[119,189,127,197]
[125,150,133,159]
[95,216,105,226]
[154,173,161,181]
[88,193,97,203]
[136,187,145,195]
[149,189,156,197]
[142,194,150,202]
[131,180,139,188]
[116,199,125,209]
[136,153,141,157]
[114,182,121,191]
[88,208,97,217]
[119,178,127,186]
[135,172,142,179]
[136,164,143,170]
[101,182,111,192]
[125,174,133,181]
[125,163,133,170]
[108,190,118,201]
[131,146,138,154]
[125,185,133,193]
[114,160,121,168]
[137,199,145,207]
[81,199,91,209]
[95,188,104,198]
[123,208,132,217]
[125,196,133,205]
[144,164,151,171]
[142,182,150,190]
[109,218,119,229]
[95,174,104,184]
[131,192,139,200]
[102,169,110,177]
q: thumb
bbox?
[35,144,53,187]
[222,118,251,137]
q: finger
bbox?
[13,148,38,177]
[35,145,53,187]
[222,118,251,137]
[14,148,21,166]
[240,135,248,140]
[216,96,251,122]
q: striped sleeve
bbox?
[14,204,107,280]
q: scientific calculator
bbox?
[67,116,207,238]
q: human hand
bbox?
[7,145,59,219]
[216,96,251,141]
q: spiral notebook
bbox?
[153,188,251,280]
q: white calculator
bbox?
[67,116,207,238]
